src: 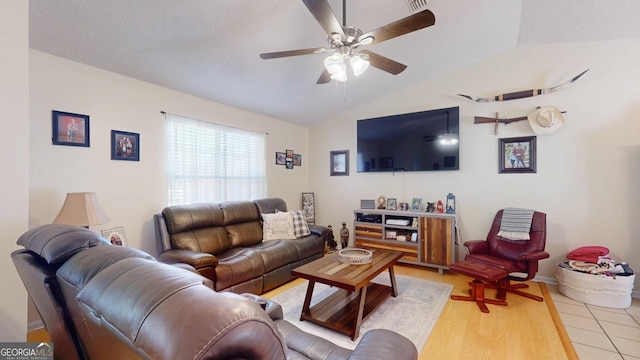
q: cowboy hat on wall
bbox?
[527,106,564,135]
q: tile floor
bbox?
[546,284,640,360]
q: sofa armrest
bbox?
[158,249,218,269]
[463,240,488,255]
[308,224,328,237]
[240,293,284,321]
[348,329,417,360]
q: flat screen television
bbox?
[357,106,460,172]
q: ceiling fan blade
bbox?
[316,69,332,84]
[302,0,345,39]
[358,9,435,45]
[360,50,407,75]
[260,47,329,59]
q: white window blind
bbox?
[165,113,266,205]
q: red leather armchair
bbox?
[463,209,549,301]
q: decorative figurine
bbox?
[326,225,337,253]
[425,202,436,212]
[436,200,444,213]
[446,193,456,214]
[340,222,349,249]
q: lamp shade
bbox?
[53,192,111,227]
[350,54,370,76]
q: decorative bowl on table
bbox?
[338,248,373,265]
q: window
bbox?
[166,113,266,205]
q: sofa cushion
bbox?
[214,248,265,291]
[227,221,263,247]
[17,224,109,264]
[250,240,299,273]
[172,226,230,255]
[219,201,260,225]
[57,245,154,291]
[162,203,224,234]
[262,212,296,241]
[254,198,288,215]
[286,234,325,260]
[163,203,232,255]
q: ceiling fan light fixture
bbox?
[330,68,348,82]
[350,54,370,76]
[324,53,344,74]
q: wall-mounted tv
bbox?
[357,106,459,172]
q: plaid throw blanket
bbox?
[497,207,535,240]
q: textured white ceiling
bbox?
[29,0,640,126]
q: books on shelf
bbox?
[386,219,410,226]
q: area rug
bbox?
[270,274,453,351]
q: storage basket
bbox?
[556,262,635,309]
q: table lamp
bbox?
[53,192,111,228]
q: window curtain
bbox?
[165,113,266,205]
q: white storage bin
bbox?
[556,262,635,309]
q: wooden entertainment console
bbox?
[353,209,457,274]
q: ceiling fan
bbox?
[259,0,436,84]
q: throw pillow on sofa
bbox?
[290,210,311,238]
[262,212,296,241]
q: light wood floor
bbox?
[263,264,578,360]
[28,264,578,360]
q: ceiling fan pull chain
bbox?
[343,81,347,102]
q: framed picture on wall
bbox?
[52,110,90,147]
[293,154,302,166]
[111,130,140,161]
[275,152,286,165]
[330,150,349,176]
[499,136,537,173]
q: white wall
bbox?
[309,39,640,286]
[29,50,311,256]
[0,1,29,341]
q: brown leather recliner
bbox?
[460,209,550,301]
[13,224,418,360]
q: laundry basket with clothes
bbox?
[556,246,635,308]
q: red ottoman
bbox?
[449,260,510,313]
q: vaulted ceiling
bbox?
[29,0,640,126]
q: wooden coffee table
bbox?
[291,249,403,340]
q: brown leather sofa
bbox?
[155,198,329,294]
[12,224,418,360]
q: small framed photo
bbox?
[286,149,294,158]
[293,154,302,166]
[52,110,90,147]
[275,152,286,165]
[101,227,127,246]
[411,198,423,211]
[111,130,140,161]
[387,198,397,211]
[330,150,349,176]
[385,230,397,239]
[286,159,294,169]
[499,136,537,173]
